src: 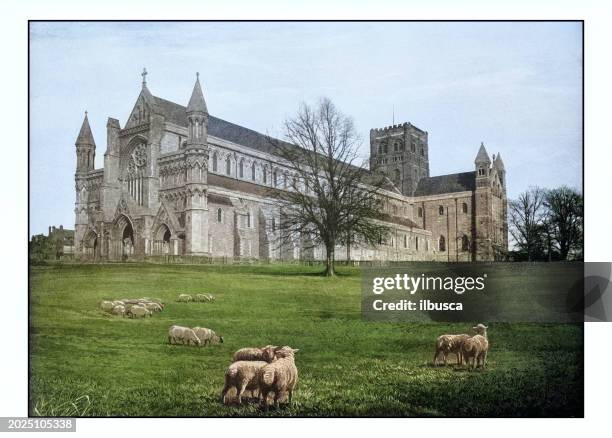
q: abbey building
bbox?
[74,71,508,262]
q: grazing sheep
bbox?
[195,294,208,302]
[149,298,165,308]
[433,334,470,366]
[461,324,489,370]
[259,346,299,410]
[128,305,151,319]
[111,304,126,317]
[168,325,201,346]
[232,346,278,363]
[144,302,163,313]
[221,360,268,405]
[100,301,115,312]
[192,327,224,345]
[177,294,193,302]
[121,299,140,305]
[111,300,124,307]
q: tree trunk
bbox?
[324,244,335,277]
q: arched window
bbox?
[393,168,400,185]
[439,235,446,252]
[217,208,223,223]
[246,212,251,228]
[393,141,399,152]
[225,157,231,175]
[263,165,268,184]
[212,153,218,172]
[421,148,424,156]
[271,217,276,232]
[411,142,416,153]
[439,205,444,216]
[239,159,244,178]
[461,235,470,251]
[251,162,256,181]
[462,202,468,214]
[415,236,419,251]
[274,170,278,187]
[418,207,423,218]
[403,235,408,248]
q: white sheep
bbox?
[433,333,470,366]
[168,325,201,346]
[177,294,193,302]
[461,324,489,370]
[232,346,278,363]
[259,346,299,410]
[100,301,115,312]
[128,305,151,318]
[192,327,224,345]
[111,304,126,317]
[144,302,163,312]
[221,360,268,405]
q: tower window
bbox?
[418,207,423,218]
[217,208,223,223]
[439,235,446,252]
[439,205,444,216]
[462,202,468,214]
[411,142,416,153]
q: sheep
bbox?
[195,294,208,302]
[111,300,124,307]
[149,298,165,308]
[232,346,279,363]
[100,301,115,312]
[192,327,224,345]
[221,360,268,405]
[168,325,201,346]
[433,334,471,366]
[121,298,140,305]
[177,294,193,302]
[461,324,489,370]
[258,346,299,410]
[128,305,151,319]
[144,302,163,313]
[111,304,126,317]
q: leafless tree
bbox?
[267,98,390,276]
[508,186,547,261]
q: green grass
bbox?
[29,263,583,417]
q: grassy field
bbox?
[29,263,583,417]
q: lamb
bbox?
[192,327,224,345]
[168,325,201,346]
[232,346,278,363]
[111,304,126,317]
[433,333,470,366]
[100,301,115,312]
[221,360,268,405]
[128,305,151,318]
[461,324,489,370]
[258,346,299,410]
[177,294,193,302]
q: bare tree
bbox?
[544,186,583,260]
[508,186,547,261]
[268,98,390,276]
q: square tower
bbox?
[369,122,430,195]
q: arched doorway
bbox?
[83,229,98,260]
[153,223,172,255]
[122,221,134,260]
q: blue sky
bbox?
[29,21,582,236]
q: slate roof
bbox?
[153,96,287,156]
[414,171,476,196]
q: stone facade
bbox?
[73,72,507,262]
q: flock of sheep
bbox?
[99,297,164,318]
[177,293,216,302]
[433,323,489,370]
[167,325,224,346]
[221,345,299,410]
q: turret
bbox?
[186,72,208,147]
[75,111,96,174]
[493,152,506,188]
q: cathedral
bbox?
[73,71,508,263]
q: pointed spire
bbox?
[494,152,505,170]
[474,141,490,164]
[187,73,208,114]
[76,111,96,146]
